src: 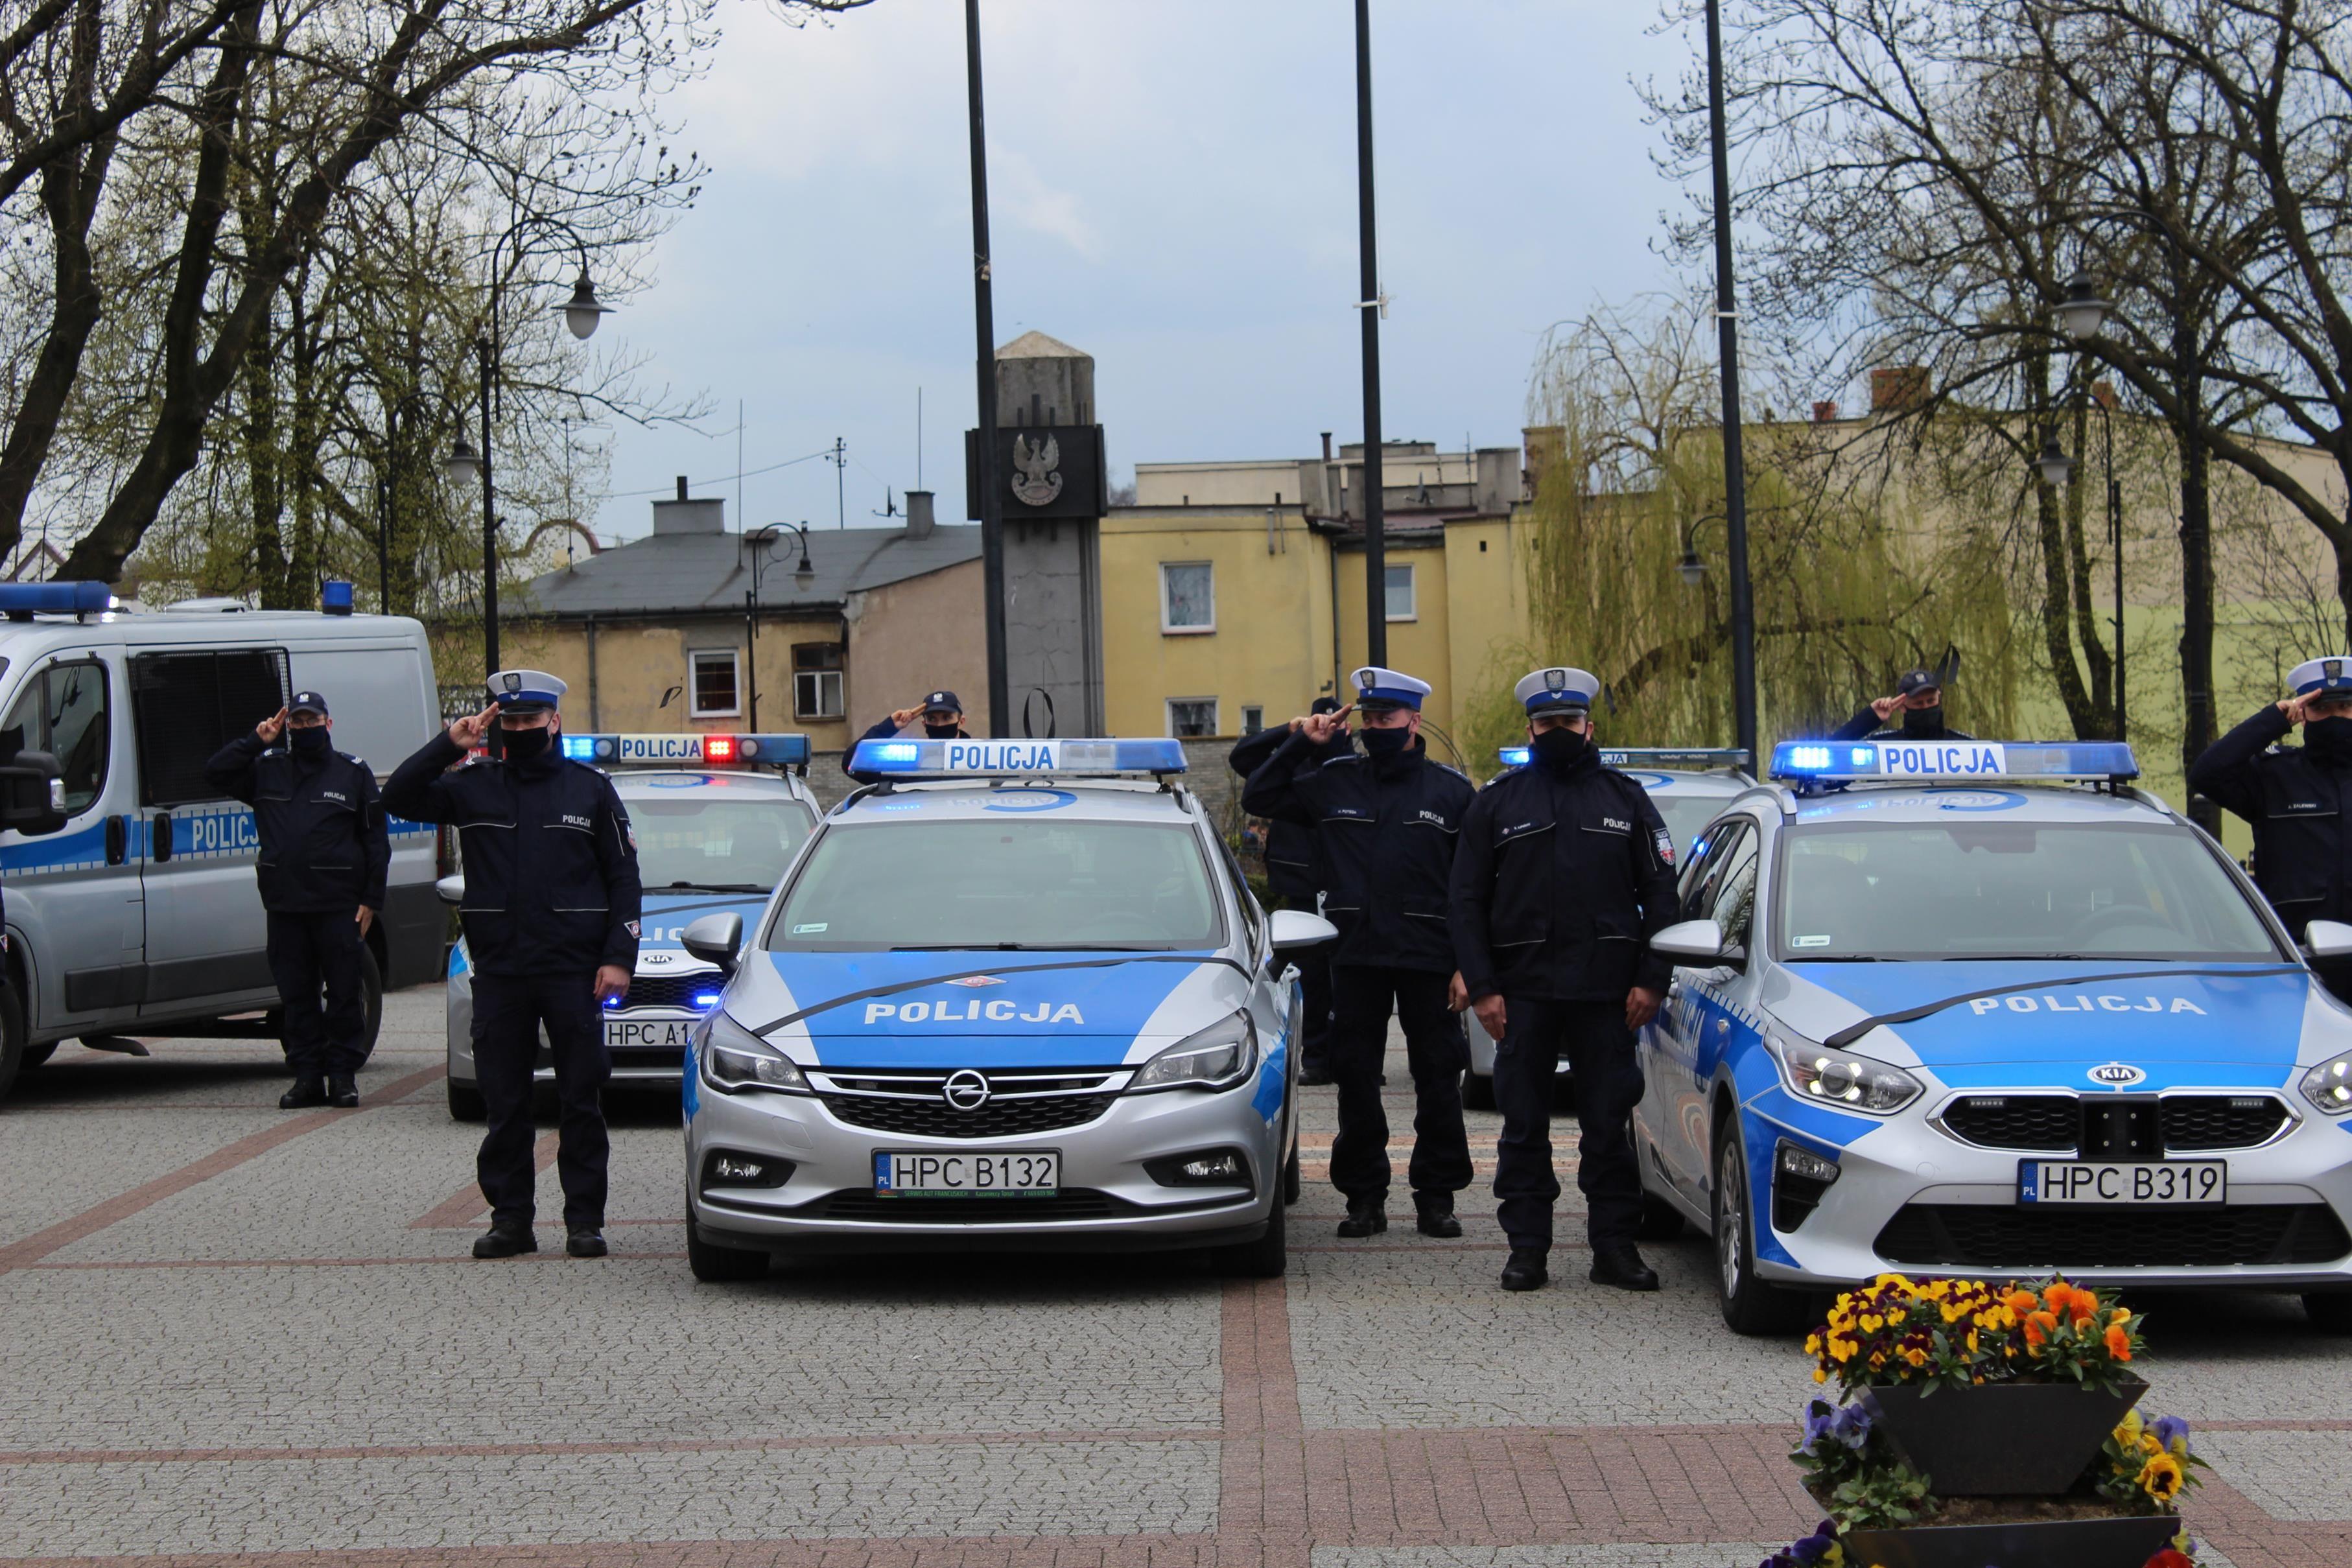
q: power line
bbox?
[605,446,837,500]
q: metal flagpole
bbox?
[966,0,1011,738]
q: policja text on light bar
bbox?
[1769,739,2138,782]
[847,737,1188,777]
[559,732,812,766]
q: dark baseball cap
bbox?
[288,690,329,716]
[922,690,962,716]
[1895,669,1942,697]
[1310,696,1341,715]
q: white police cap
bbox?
[2290,657,2352,697]
[1350,666,1432,710]
[488,669,567,711]
[1516,666,1598,716]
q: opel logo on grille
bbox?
[942,1070,991,1110]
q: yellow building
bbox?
[1100,438,1543,745]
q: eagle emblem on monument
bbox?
[1010,432,1063,507]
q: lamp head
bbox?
[2036,435,2078,489]
[443,436,482,487]
[560,268,612,341]
[2056,270,2112,342]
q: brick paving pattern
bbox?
[1,992,2346,1565]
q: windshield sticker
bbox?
[983,789,1077,813]
[644,776,712,789]
[1791,935,1832,948]
[792,922,829,935]
[1936,790,2027,812]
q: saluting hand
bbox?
[1870,695,1901,721]
[889,705,923,728]
[255,707,288,743]
[2281,693,2320,724]
[447,702,500,749]
[1298,705,1351,745]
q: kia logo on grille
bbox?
[942,1070,991,1110]
[2088,1061,2148,1088]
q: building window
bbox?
[1167,698,1219,738]
[1161,561,1214,633]
[1384,562,1417,622]
[690,649,741,718]
[1241,705,1264,733]
[792,643,845,720]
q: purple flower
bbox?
[1831,1403,1873,1450]
[2152,1415,2191,1452]
[1801,1401,1839,1453]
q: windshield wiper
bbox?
[1823,963,2303,1049]
[659,881,768,894]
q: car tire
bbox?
[0,981,25,1103]
[1213,1194,1288,1278]
[1636,1192,1688,1241]
[2304,1291,2352,1335]
[1461,1071,1496,1111]
[1283,1138,1302,1205]
[687,1212,770,1283]
[356,943,384,1064]
[1712,1121,1810,1336]
[447,1079,487,1121]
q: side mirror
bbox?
[2309,919,2352,961]
[434,874,465,906]
[682,912,744,975]
[0,749,66,837]
[1269,908,1337,951]
[1651,917,1729,965]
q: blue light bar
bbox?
[849,737,1188,777]
[1768,739,2139,782]
[0,581,112,616]
[558,732,812,767]
[1498,746,1531,768]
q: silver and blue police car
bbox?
[441,732,819,1121]
[673,737,1328,1282]
[1464,747,1753,1109]
[1633,737,2352,1335]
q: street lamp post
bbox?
[743,522,816,731]
[1676,512,1728,588]
[2047,270,2126,740]
[1703,0,1759,762]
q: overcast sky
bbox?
[581,0,1706,543]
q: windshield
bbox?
[1651,793,1732,856]
[768,818,1225,952]
[1776,819,2283,962]
[629,796,815,892]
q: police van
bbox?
[438,731,819,1120]
[1465,746,1752,1110]
[1634,738,2352,1335]
[672,738,1330,1282]
[0,581,445,1100]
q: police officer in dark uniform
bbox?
[1230,697,1349,1084]
[1244,666,1474,1239]
[384,671,641,1260]
[1828,668,1972,742]
[844,688,970,784]
[1451,666,1679,1293]
[2191,657,2352,1001]
[204,690,390,1110]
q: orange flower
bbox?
[2003,1289,2038,1316]
[2023,1310,2058,1349]
[2104,1322,2134,1361]
[2045,1281,2098,1323]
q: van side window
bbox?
[1,660,110,815]
[129,649,290,807]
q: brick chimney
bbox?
[1870,366,1928,414]
[1811,401,1839,423]
[1522,425,1566,498]
[904,489,935,541]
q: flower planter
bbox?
[1843,1512,2178,1568]
[1859,1375,2147,1495]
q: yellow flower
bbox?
[2139,1451,2185,1503]
[1814,1365,1829,1384]
[2115,1410,2145,1445]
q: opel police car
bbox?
[1465,746,1752,1110]
[441,732,818,1120]
[672,737,1328,1283]
[1632,737,2352,1335]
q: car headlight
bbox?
[1128,1011,1258,1094]
[696,1009,810,1095]
[2301,1046,2352,1115]
[1765,1029,1922,1115]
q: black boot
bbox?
[279,1077,328,1110]
[1298,1060,1334,1087]
[1589,1241,1661,1292]
[327,1073,359,1108]
[471,1221,537,1259]
[1335,1195,1387,1237]
[566,1226,608,1258]
[1499,1247,1549,1291]
[1413,1192,1462,1238]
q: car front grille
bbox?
[809,1066,1125,1141]
[621,971,720,1011]
[1940,1095,2080,1151]
[2160,1095,2291,1150]
[1938,1093,2294,1154]
[812,1191,1122,1223]
[1874,1202,2351,1269]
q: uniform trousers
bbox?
[266,910,368,1076]
[1327,966,1472,1200]
[1492,996,1645,1252]
[471,972,610,1228]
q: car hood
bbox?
[1761,959,2322,1090]
[727,949,1250,1069]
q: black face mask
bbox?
[923,721,961,739]
[1358,725,1412,758]
[500,725,550,763]
[289,725,330,756]
[2308,716,2352,762]
[1901,703,1945,736]
[1531,727,1588,769]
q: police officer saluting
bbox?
[1243,667,1474,1239]
[2191,657,2352,1001]
[384,672,642,1260]
[1230,697,1349,1084]
[204,691,389,1110]
[844,688,969,784]
[1451,667,1678,1293]
[1828,668,1971,742]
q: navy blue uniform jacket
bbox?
[203,733,390,915]
[2189,704,2352,939]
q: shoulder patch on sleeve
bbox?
[1653,828,1676,867]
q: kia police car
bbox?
[1465,747,1752,1110]
[441,732,818,1120]
[1633,738,2352,1335]
[673,737,1329,1283]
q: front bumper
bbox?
[1747,1085,2352,1290]
[684,1056,1284,1256]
